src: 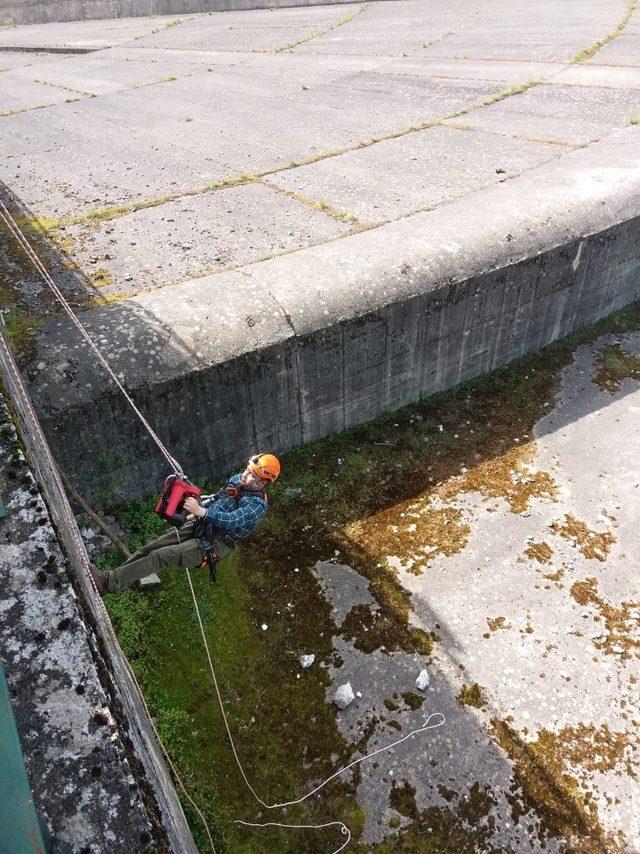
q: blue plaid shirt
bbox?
[201,474,268,540]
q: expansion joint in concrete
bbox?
[274,2,369,53]
[570,0,637,64]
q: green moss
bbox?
[491,719,619,848]
[437,784,456,802]
[2,309,43,361]
[100,300,640,850]
[384,697,400,712]
[458,683,485,709]
[458,782,496,825]
[104,497,361,852]
[401,692,424,711]
[481,79,542,106]
[389,780,418,819]
[593,343,640,393]
[376,803,493,853]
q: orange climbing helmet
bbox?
[248,453,281,483]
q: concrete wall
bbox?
[27,129,640,504]
[34,218,640,505]
[1,0,360,26]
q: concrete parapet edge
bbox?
[0,0,366,27]
[30,126,640,501]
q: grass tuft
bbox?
[481,79,542,107]
[571,0,637,64]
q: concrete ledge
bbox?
[1,0,365,26]
[29,126,640,501]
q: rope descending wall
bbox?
[0,320,199,854]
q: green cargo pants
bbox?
[106,522,231,594]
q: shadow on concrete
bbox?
[332,525,615,851]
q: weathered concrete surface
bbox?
[0,393,157,851]
[318,330,640,847]
[24,127,640,502]
[0,0,368,27]
[0,0,639,501]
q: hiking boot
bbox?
[89,564,108,597]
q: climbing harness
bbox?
[192,481,263,583]
[0,200,447,854]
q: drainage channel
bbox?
[0,45,104,54]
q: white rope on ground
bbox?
[1,207,447,853]
[0,200,183,477]
[185,569,446,853]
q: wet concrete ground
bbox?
[314,331,640,850]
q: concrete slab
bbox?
[324,330,640,847]
[451,83,640,146]
[268,125,560,222]
[381,57,564,84]
[291,0,473,58]
[586,33,640,67]
[14,52,202,94]
[0,102,228,218]
[0,13,195,49]
[63,180,351,297]
[130,3,363,52]
[0,68,87,113]
[0,66,499,220]
[0,51,53,68]
[552,62,640,90]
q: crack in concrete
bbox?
[275,3,369,54]
[259,176,359,224]
[32,77,94,97]
[570,0,637,64]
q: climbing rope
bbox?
[0,322,215,852]
[1,203,446,853]
[186,568,445,852]
[0,200,183,477]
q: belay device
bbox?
[155,474,201,527]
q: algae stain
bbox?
[524,541,553,564]
[552,514,615,561]
[593,344,640,393]
[344,500,469,575]
[458,683,486,709]
[542,567,564,582]
[400,691,424,710]
[440,441,557,515]
[382,779,498,852]
[570,577,639,659]
[492,718,628,850]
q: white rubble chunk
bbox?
[299,654,315,669]
[416,669,430,691]
[139,573,161,588]
[333,683,355,709]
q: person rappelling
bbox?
[90,453,281,596]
